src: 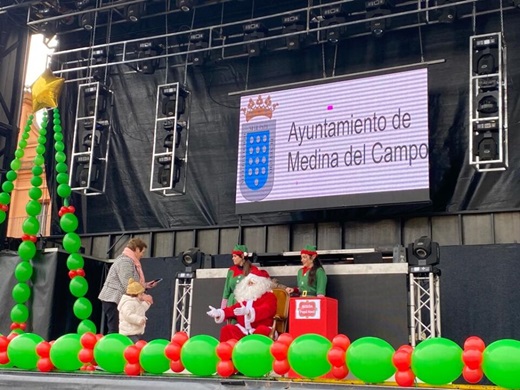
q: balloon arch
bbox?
[1,71,520,389]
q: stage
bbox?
[0,369,450,390]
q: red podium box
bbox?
[288,297,338,340]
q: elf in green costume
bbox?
[286,245,327,297]
[221,244,259,308]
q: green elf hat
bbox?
[301,245,317,256]
[232,244,248,256]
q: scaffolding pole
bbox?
[171,275,194,338]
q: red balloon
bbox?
[164,342,181,361]
[36,341,51,358]
[170,359,185,373]
[331,364,349,379]
[19,323,27,330]
[125,363,141,376]
[462,348,483,369]
[68,205,76,213]
[332,334,351,351]
[463,366,483,383]
[392,350,412,371]
[78,348,94,364]
[464,336,485,352]
[216,342,233,361]
[327,346,346,367]
[124,345,140,364]
[217,360,235,377]
[37,357,54,372]
[0,352,9,365]
[273,359,290,376]
[0,204,8,211]
[226,338,238,348]
[395,369,415,387]
[135,339,147,350]
[0,336,9,352]
[276,333,294,347]
[80,332,98,349]
[95,334,104,341]
[68,270,77,279]
[171,331,189,346]
[270,341,288,361]
[76,268,86,277]
[398,344,413,354]
[85,364,96,371]
[10,323,19,330]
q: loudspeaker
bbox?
[407,237,440,266]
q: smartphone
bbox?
[152,278,163,283]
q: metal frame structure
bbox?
[408,269,441,346]
[150,82,190,196]
[171,272,194,337]
[469,32,508,172]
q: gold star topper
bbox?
[30,69,65,113]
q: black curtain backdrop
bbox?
[49,9,520,234]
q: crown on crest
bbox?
[241,95,278,122]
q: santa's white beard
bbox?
[234,274,272,302]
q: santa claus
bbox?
[207,268,277,342]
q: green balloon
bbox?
[63,232,82,253]
[10,158,21,171]
[30,176,43,187]
[69,276,88,297]
[22,216,40,236]
[34,155,45,166]
[12,283,31,304]
[57,184,72,198]
[232,334,274,377]
[0,210,5,224]
[73,297,92,319]
[482,339,520,389]
[60,213,79,233]
[411,337,463,385]
[94,333,133,373]
[55,152,66,163]
[54,132,64,142]
[18,240,36,261]
[14,149,24,159]
[288,334,332,379]
[55,142,64,152]
[26,200,42,216]
[56,172,69,185]
[347,337,395,383]
[15,261,33,282]
[18,140,27,149]
[7,333,43,369]
[35,144,46,155]
[181,335,219,376]
[77,319,97,335]
[49,333,83,371]
[37,135,46,145]
[56,162,68,173]
[2,181,14,193]
[32,166,43,176]
[39,128,47,136]
[28,187,43,200]
[6,170,17,181]
[0,192,11,204]
[67,253,84,270]
[10,303,29,323]
[140,339,170,374]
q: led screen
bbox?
[236,67,430,214]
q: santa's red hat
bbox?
[249,268,270,279]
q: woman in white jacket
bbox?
[118,278,152,342]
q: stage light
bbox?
[407,236,440,268]
[75,155,100,187]
[79,11,95,30]
[125,2,144,22]
[435,0,457,24]
[83,85,108,117]
[188,31,209,66]
[472,35,499,75]
[37,21,57,38]
[365,0,394,38]
[476,92,498,116]
[161,86,187,117]
[282,14,306,50]
[181,248,201,267]
[177,0,197,12]
[473,121,499,161]
[321,5,347,44]
[137,41,161,74]
[510,0,520,8]
[243,22,268,56]
[157,156,182,187]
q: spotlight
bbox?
[365,0,394,38]
[161,86,187,117]
[181,248,202,267]
[177,0,197,12]
[407,236,440,268]
[37,21,57,38]
[125,2,144,22]
[83,85,108,117]
[282,14,306,50]
[74,155,99,187]
[157,156,182,187]
[137,41,161,74]
[476,92,499,116]
[79,10,95,30]
[435,0,457,24]
[76,0,93,10]
[243,22,268,56]
[473,121,499,161]
[188,31,209,66]
[321,5,347,44]
[472,35,499,75]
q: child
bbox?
[118,278,151,343]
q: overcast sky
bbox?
[25,34,57,87]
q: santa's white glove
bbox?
[233,304,250,316]
[207,306,223,318]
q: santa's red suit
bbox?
[208,269,277,342]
